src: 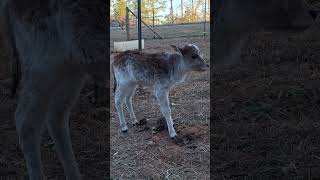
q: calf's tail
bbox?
[112,65,116,93]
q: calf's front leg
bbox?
[155,88,176,138]
[124,85,138,125]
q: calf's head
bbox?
[171,44,209,72]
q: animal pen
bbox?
[110,0,210,44]
[110,0,210,179]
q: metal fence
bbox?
[110,0,210,40]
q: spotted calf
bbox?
[112,44,209,138]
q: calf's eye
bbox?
[192,54,198,59]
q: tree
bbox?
[176,0,205,23]
[112,0,127,26]
[112,0,166,25]
[141,0,166,24]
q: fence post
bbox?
[137,0,142,50]
[126,7,130,40]
[153,9,155,39]
[181,0,183,18]
[203,0,207,36]
[170,0,174,24]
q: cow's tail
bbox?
[10,50,20,99]
[1,2,21,99]
[7,9,20,99]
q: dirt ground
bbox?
[110,26,210,179]
[212,24,320,179]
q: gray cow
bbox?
[212,0,317,65]
[0,0,107,179]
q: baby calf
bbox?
[112,44,209,138]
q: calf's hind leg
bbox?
[115,83,128,132]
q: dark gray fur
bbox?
[213,0,316,65]
[0,0,108,179]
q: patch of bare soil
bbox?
[110,36,210,179]
[212,29,320,179]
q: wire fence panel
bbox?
[110,0,210,40]
[111,22,210,42]
[130,22,209,39]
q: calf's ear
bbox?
[170,45,183,55]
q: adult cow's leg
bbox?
[45,71,86,180]
[213,0,253,65]
[92,72,107,106]
[213,16,250,65]
[15,71,53,180]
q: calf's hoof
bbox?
[132,120,138,126]
[169,132,177,138]
[120,126,128,133]
[171,136,184,145]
